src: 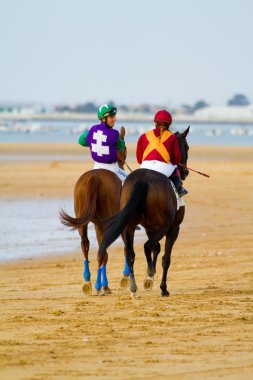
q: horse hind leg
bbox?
[143,229,165,292]
[122,228,138,298]
[152,242,161,272]
[143,239,155,291]
[79,226,92,295]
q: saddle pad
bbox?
[170,181,186,210]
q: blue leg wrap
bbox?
[83,259,91,281]
[95,267,102,291]
[101,264,108,287]
[123,258,131,276]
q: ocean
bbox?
[0,198,140,262]
[0,119,253,146]
[0,199,81,262]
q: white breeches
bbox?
[94,162,128,182]
[140,160,177,177]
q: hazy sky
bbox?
[0,0,252,106]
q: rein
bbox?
[124,161,133,173]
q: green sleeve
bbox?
[78,131,89,147]
[116,136,126,151]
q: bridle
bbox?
[175,132,189,180]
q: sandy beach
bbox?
[0,143,253,379]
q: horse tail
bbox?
[59,174,99,230]
[98,180,148,261]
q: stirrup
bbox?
[177,187,188,197]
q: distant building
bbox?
[194,104,253,122]
[0,102,50,114]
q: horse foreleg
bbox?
[120,247,131,289]
[122,229,138,297]
[160,226,180,297]
[79,226,92,295]
[95,225,111,295]
[95,253,111,295]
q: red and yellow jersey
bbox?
[136,128,181,164]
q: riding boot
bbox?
[170,174,188,197]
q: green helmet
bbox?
[97,104,117,120]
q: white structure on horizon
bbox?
[194,104,253,122]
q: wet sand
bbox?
[0,143,253,379]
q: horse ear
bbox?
[182,125,190,137]
[120,126,125,140]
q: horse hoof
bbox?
[161,290,170,297]
[102,286,112,295]
[143,277,154,291]
[120,275,130,289]
[131,292,139,299]
[82,282,92,295]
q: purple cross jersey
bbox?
[86,122,119,164]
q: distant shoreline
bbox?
[0,112,253,124]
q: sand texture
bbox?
[0,143,253,379]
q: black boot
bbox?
[170,175,188,197]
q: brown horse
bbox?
[98,127,190,297]
[59,127,126,295]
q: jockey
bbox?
[136,109,188,197]
[78,104,128,182]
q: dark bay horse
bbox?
[98,127,190,297]
[59,127,126,295]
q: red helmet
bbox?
[154,110,172,126]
